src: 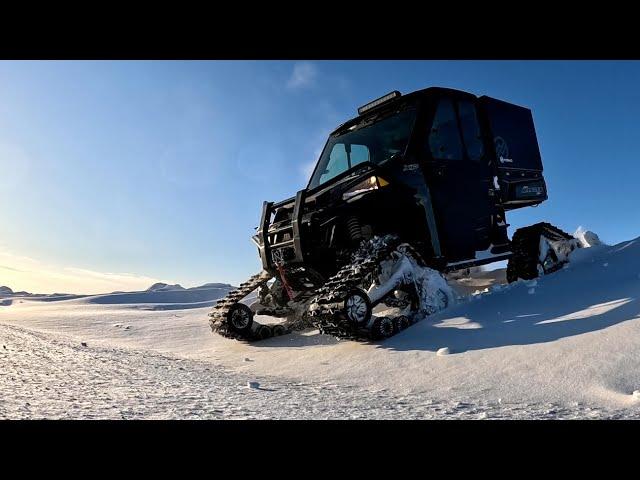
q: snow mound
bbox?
[574,227,605,248]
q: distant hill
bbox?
[0,281,236,309]
[190,283,234,290]
[146,283,187,292]
[0,282,234,303]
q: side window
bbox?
[458,100,484,161]
[319,144,348,184]
[428,99,463,160]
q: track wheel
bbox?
[371,317,395,340]
[395,315,410,332]
[343,288,372,327]
[256,325,273,340]
[272,324,287,336]
[226,303,254,334]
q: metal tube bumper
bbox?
[291,189,305,263]
[256,189,306,270]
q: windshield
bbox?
[308,107,417,189]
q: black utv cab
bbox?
[255,87,548,277]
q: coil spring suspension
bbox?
[346,216,363,242]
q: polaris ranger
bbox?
[209,87,578,341]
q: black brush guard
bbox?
[252,189,306,271]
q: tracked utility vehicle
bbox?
[209,87,579,341]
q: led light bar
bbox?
[357,90,401,115]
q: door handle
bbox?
[431,166,446,177]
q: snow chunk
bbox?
[528,288,536,295]
[573,227,604,248]
[368,242,456,315]
[633,390,640,402]
[436,347,450,356]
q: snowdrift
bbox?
[389,236,637,353]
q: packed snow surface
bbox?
[2,233,640,419]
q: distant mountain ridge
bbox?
[146,282,234,292]
[1,281,235,298]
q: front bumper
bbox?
[252,189,306,271]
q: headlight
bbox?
[342,175,389,200]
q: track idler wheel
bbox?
[255,325,273,340]
[272,324,288,337]
[226,303,254,334]
[343,288,372,327]
[371,316,395,340]
[394,315,410,332]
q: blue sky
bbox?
[1,60,639,293]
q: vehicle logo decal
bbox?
[494,136,513,163]
[403,163,419,172]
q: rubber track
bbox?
[506,222,573,283]
[210,236,437,342]
[208,270,274,340]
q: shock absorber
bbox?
[346,216,363,243]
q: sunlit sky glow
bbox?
[1,60,639,293]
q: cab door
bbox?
[422,96,494,262]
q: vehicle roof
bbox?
[330,86,478,136]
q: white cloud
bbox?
[287,62,318,90]
[0,248,169,295]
